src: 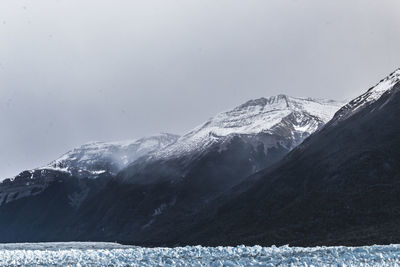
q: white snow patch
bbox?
[38,166,71,174]
[89,170,106,175]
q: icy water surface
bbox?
[0,242,400,266]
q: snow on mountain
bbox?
[0,133,179,206]
[332,68,400,123]
[0,95,343,205]
[40,133,179,177]
[154,95,345,158]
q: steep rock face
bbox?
[179,70,400,247]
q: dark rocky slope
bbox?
[179,80,400,247]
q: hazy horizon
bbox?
[1,0,400,178]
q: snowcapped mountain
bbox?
[0,93,344,243]
[331,68,400,124]
[41,133,179,178]
[0,133,178,206]
[109,95,345,240]
[1,68,399,246]
[154,95,345,159]
[182,68,400,247]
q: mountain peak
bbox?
[154,95,344,158]
[236,95,289,109]
[209,94,343,136]
[369,68,400,94]
[392,67,400,74]
[235,94,340,113]
[38,133,179,177]
[332,68,400,124]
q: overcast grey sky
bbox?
[0,0,400,178]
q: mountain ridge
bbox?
[173,69,400,247]
[0,93,345,244]
[151,94,344,160]
[330,68,400,125]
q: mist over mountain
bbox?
[0,94,343,243]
